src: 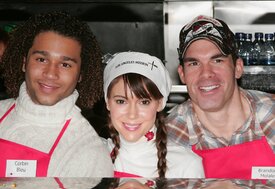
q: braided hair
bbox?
[107,73,168,178]
[0,11,103,109]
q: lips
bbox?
[39,82,59,93]
[123,123,141,131]
[199,84,220,92]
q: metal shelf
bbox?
[241,66,274,93]
[171,85,187,93]
[243,65,275,75]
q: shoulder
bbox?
[69,111,100,137]
[165,100,192,130]
[101,137,114,153]
[0,98,15,109]
[165,100,194,147]
[167,140,201,162]
[0,98,16,116]
[166,140,204,178]
[166,100,193,129]
[244,89,274,106]
[56,127,113,177]
[244,89,275,151]
[166,100,191,119]
[244,89,274,123]
[65,114,110,153]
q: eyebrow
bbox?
[183,53,228,63]
[183,57,197,63]
[113,95,128,99]
[211,53,228,59]
[31,50,78,64]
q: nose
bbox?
[201,63,215,78]
[43,63,58,79]
[127,103,138,119]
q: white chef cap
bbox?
[103,51,172,109]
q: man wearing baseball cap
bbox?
[166,15,275,180]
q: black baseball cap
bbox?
[178,15,238,60]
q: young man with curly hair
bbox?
[0,11,113,177]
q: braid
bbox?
[155,111,168,178]
[108,116,120,163]
[155,177,168,189]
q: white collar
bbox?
[15,82,79,124]
[119,126,157,150]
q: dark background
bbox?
[0,0,165,138]
[0,0,164,59]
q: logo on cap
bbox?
[184,22,223,44]
[178,15,237,60]
[115,60,158,71]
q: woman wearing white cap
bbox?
[103,51,204,178]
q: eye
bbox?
[140,99,151,105]
[186,61,199,67]
[61,62,72,68]
[36,57,46,63]
[214,58,223,64]
[115,99,125,104]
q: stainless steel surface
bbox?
[0,2,164,60]
[171,85,187,93]
[164,1,213,85]
[214,1,275,35]
[164,0,275,98]
[244,65,275,75]
[241,66,275,93]
[0,1,273,107]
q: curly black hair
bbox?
[0,11,103,109]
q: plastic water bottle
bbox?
[260,33,275,65]
[239,33,253,65]
[252,32,265,65]
[235,32,245,54]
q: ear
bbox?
[157,98,164,112]
[78,74,82,83]
[235,58,244,79]
[22,57,27,72]
[177,65,186,84]
[106,100,110,111]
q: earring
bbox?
[145,131,154,141]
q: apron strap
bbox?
[0,103,15,123]
[54,177,65,189]
[48,119,72,156]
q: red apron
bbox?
[0,104,71,177]
[192,136,275,179]
[114,171,141,178]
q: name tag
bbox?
[251,166,275,179]
[6,160,37,177]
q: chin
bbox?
[126,138,138,143]
[35,99,59,106]
[123,136,139,143]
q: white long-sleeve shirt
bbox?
[0,82,113,177]
[105,126,205,178]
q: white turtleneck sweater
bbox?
[0,82,113,177]
[105,126,205,178]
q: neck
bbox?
[194,89,251,141]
